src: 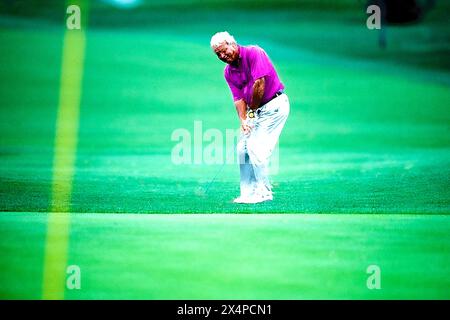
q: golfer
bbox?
[211,31,290,204]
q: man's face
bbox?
[213,42,239,64]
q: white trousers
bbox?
[237,93,290,196]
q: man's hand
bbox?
[241,120,252,135]
[235,99,252,134]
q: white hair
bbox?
[210,31,236,49]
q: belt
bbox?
[269,89,285,102]
[247,90,285,118]
[261,89,284,107]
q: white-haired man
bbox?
[211,31,290,204]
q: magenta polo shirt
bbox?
[224,45,284,107]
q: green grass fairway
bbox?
[1,213,449,299]
[0,2,449,299]
[1,25,449,213]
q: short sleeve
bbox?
[224,68,244,102]
[248,46,271,80]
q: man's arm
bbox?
[249,77,265,110]
[234,98,251,134]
